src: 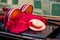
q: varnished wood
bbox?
[48,21,60,26]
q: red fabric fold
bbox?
[5,13,47,34]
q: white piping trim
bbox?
[21,4,30,12]
[8,8,16,21]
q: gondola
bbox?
[0,16,60,40]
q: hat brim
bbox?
[29,21,46,31]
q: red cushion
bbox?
[6,19,29,34]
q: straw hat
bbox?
[29,19,46,31]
